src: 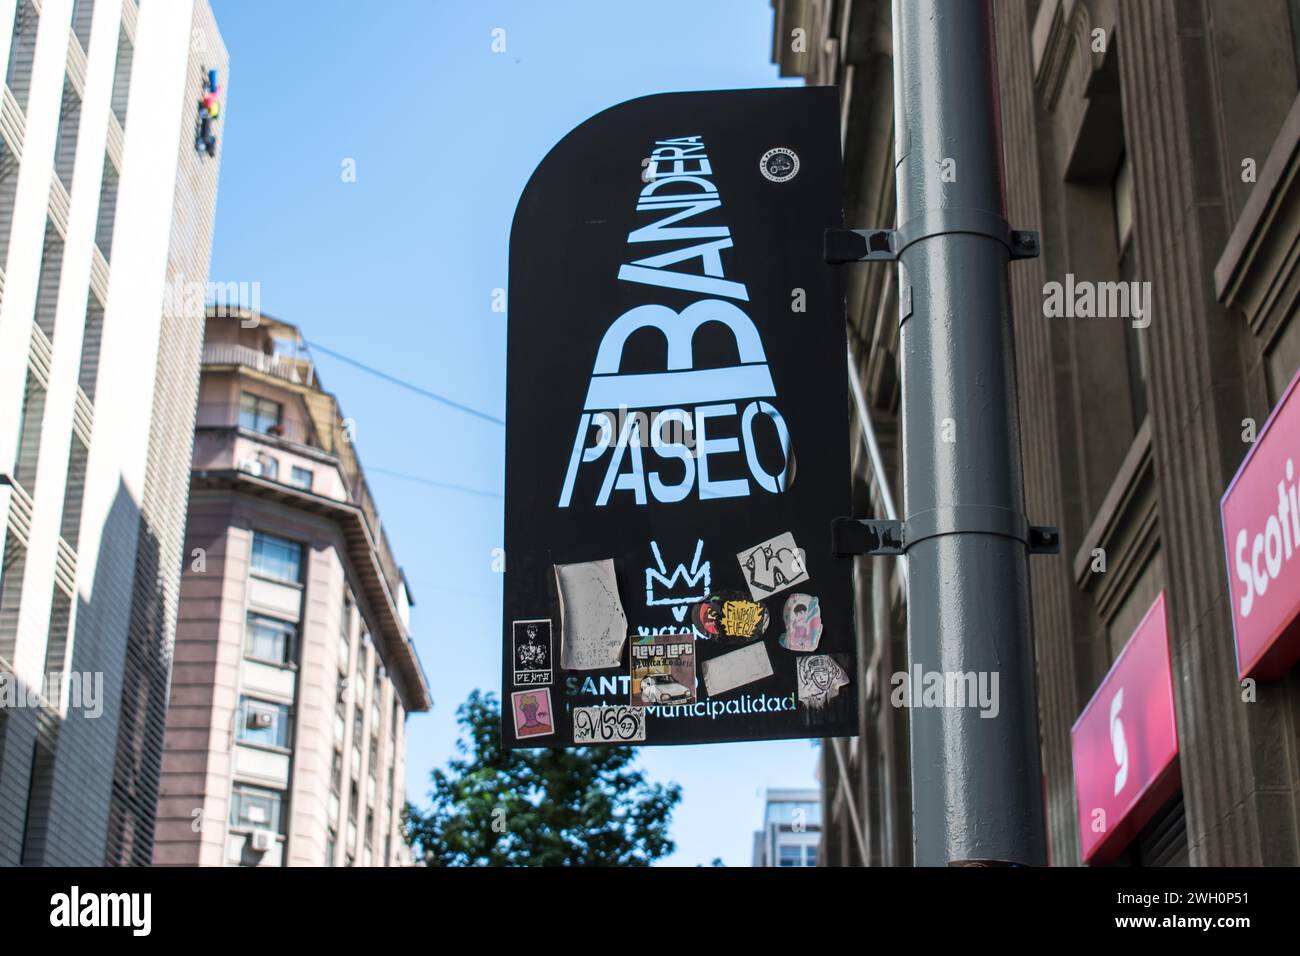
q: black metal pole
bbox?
[892,0,1047,866]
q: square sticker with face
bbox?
[511,688,555,739]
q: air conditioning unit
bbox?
[250,829,275,853]
[248,709,275,729]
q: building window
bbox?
[5,1,39,112]
[250,451,278,481]
[34,224,65,341]
[239,392,282,434]
[230,784,283,833]
[1114,152,1148,429]
[110,28,132,127]
[70,0,95,52]
[238,696,291,750]
[325,829,336,867]
[78,294,104,401]
[777,843,804,867]
[250,531,302,584]
[338,591,352,671]
[53,81,82,193]
[245,612,296,665]
[0,140,20,274]
[289,466,313,490]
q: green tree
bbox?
[406,690,682,866]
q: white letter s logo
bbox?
[1110,688,1129,796]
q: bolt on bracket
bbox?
[832,513,1060,557]
[824,217,1041,265]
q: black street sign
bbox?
[503,87,855,748]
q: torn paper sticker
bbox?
[631,632,696,705]
[796,654,850,710]
[737,532,809,601]
[511,688,555,739]
[691,592,770,642]
[573,705,646,743]
[779,594,823,652]
[555,559,628,670]
[512,619,553,685]
[702,641,773,697]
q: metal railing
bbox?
[201,342,312,386]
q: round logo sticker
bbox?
[760,147,800,183]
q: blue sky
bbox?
[207,0,817,866]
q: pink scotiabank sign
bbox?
[1221,368,1300,681]
[1216,369,1300,681]
[1071,592,1179,865]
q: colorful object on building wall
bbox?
[196,68,221,158]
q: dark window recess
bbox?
[1111,792,1189,867]
[34,225,65,342]
[70,0,94,52]
[19,733,57,865]
[53,82,82,192]
[5,1,39,112]
[95,157,119,261]
[1290,0,1300,88]
[0,139,19,273]
[110,29,133,127]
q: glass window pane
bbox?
[230,784,283,833]
[239,392,281,433]
[251,531,302,583]
[238,695,291,748]
[245,612,295,664]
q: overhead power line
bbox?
[305,339,505,426]
[366,465,503,501]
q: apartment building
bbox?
[152,310,431,867]
[772,0,1300,866]
[0,0,226,865]
[751,788,821,867]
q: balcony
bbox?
[201,342,313,387]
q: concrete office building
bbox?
[752,788,821,867]
[772,0,1300,865]
[0,0,226,865]
[152,310,431,867]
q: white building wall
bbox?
[0,0,225,865]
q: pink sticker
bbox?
[511,688,555,739]
[780,593,823,652]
